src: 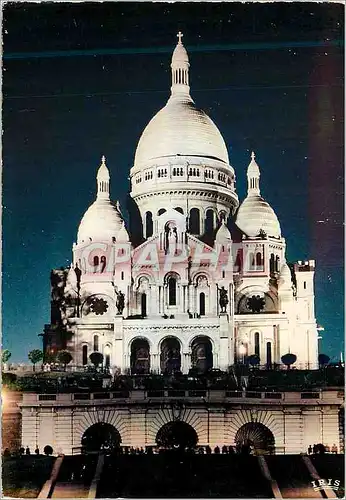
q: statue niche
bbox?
[115,290,125,315]
[164,222,178,255]
[219,286,229,313]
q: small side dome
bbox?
[215,220,232,242]
[117,221,130,242]
[279,262,292,287]
[235,152,281,239]
[235,196,281,238]
[77,200,124,244]
[77,156,124,244]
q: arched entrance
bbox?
[235,422,275,455]
[160,337,181,374]
[131,338,150,374]
[156,421,198,450]
[81,423,121,453]
[191,336,213,373]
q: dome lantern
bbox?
[170,32,191,100]
[247,151,261,196]
[97,155,110,200]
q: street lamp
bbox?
[239,343,246,364]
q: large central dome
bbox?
[133,34,229,171]
[134,96,229,169]
[130,34,239,240]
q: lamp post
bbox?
[239,343,246,365]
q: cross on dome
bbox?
[251,151,256,161]
[101,155,106,165]
[177,31,183,43]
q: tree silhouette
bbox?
[281,353,297,370]
[28,349,43,372]
[247,354,260,367]
[318,354,330,368]
[43,445,53,456]
[89,351,104,369]
[1,349,11,364]
[57,350,73,371]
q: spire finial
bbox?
[97,154,110,200]
[247,151,261,196]
[170,32,191,100]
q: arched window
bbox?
[269,254,275,274]
[189,208,200,234]
[234,251,242,272]
[93,335,99,352]
[205,209,214,235]
[104,345,111,368]
[82,345,88,365]
[219,211,226,223]
[141,293,147,317]
[199,292,206,316]
[168,277,177,306]
[254,332,260,358]
[174,207,184,214]
[303,281,307,290]
[256,252,263,267]
[275,256,280,272]
[160,337,181,374]
[93,256,99,267]
[266,342,272,367]
[158,208,166,216]
[121,271,124,280]
[145,211,153,238]
[191,336,213,373]
[248,252,255,270]
[131,338,150,375]
[100,256,106,273]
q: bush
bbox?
[281,353,297,369]
[2,372,17,387]
[247,355,260,367]
[318,354,330,368]
[89,352,104,368]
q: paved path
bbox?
[51,482,89,498]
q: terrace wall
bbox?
[19,389,343,455]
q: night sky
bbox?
[2,2,344,362]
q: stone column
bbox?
[179,284,184,312]
[150,352,160,374]
[213,351,219,369]
[114,317,124,371]
[182,352,190,374]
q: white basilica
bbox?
[44,34,319,373]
